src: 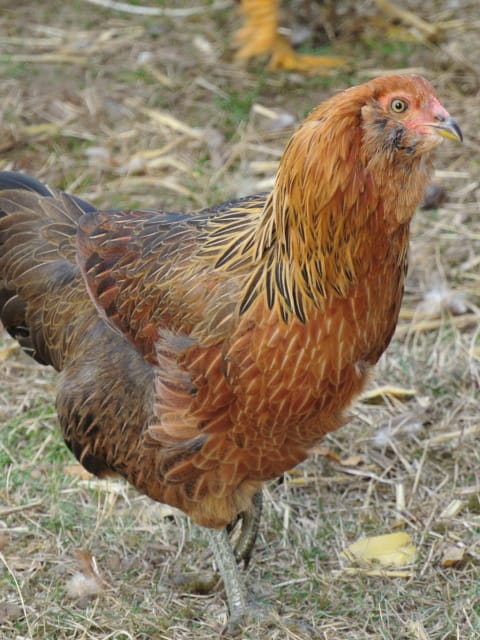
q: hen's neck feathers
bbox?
[243,81,434,322]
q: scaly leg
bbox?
[177,492,263,604]
[206,527,250,627]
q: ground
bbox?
[0,1,479,639]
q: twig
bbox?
[374,0,439,40]
[395,313,478,337]
[81,0,231,18]
[424,425,480,445]
[0,552,33,639]
[0,500,43,517]
[337,567,415,578]
[1,53,88,64]
[273,577,309,589]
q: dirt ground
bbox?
[1,1,479,639]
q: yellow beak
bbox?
[430,116,463,142]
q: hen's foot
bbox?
[221,602,276,637]
[171,570,219,595]
[267,35,346,73]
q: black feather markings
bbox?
[300,263,315,301]
[292,282,306,323]
[265,252,275,310]
[215,239,245,269]
[274,260,287,309]
[274,259,308,323]
[239,263,264,315]
[213,227,257,270]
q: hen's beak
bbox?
[430,116,463,143]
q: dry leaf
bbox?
[0,344,20,362]
[311,446,340,462]
[406,619,431,640]
[65,548,105,600]
[441,545,466,568]
[63,464,93,480]
[340,567,415,578]
[65,573,104,600]
[416,283,468,317]
[343,532,417,567]
[74,548,100,576]
[439,499,465,519]
[0,530,9,551]
[3,555,42,572]
[0,600,23,622]
[339,455,362,467]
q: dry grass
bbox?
[1,1,479,638]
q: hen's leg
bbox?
[206,527,250,628]
[208,492,264,629]
[177,492,263,604]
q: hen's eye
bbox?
[391,98,408,113]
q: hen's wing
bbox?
[76,195,266,362]
[75,196,279,521]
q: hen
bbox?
[0,75,461,626]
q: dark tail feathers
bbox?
[0,171,96,214]
[0,171,97,367]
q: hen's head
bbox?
[269,73,461,248]
[359,74,462,158]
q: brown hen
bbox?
[0,74,461,626]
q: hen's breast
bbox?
[174,230,406,484]
[138,221,409,526]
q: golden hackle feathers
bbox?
[240,74,443,323]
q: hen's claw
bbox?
[229,490,263,567]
